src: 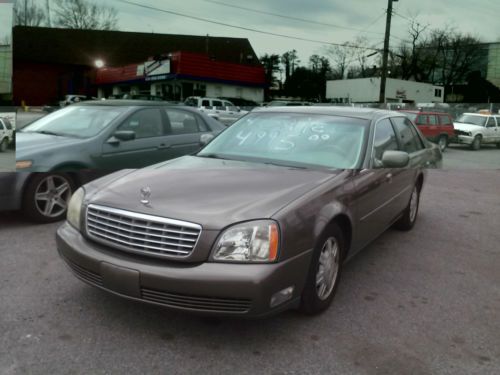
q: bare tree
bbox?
[324,42,355,80]
[13,0,47,27]
[53,0,118,30]
[281,50,299,81]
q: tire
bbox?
[22,173,76,223]
[0,138,7,152]
[300,222,345,315]
[394,184,420,231]
[470,135,481,151]
[437,135,448,152]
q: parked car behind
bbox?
[11,101,225,222]
[56,107,441,318]
[60,95,94,107]
[0,117,14,152]
[452,113,500,150]
[400,110,455,152]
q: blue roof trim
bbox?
[97,74,266,88]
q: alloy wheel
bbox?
[316,237,340,301]
[34,175,72,218]
[409,187,419,223]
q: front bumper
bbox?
[455,135,474,145]
[56,222,313,317]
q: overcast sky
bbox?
[0,2,13,44]
[2,0,500,58]
[105,0,500,61]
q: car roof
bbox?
[462,112,492,117]
[252,105,397,121]
[75,100,180,107]
[401,110,450,115]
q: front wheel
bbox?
[22,173,75,223]
[394,184,420,231]
[300,223,345,315]
[437,135,448,152]
[470,136,481,151]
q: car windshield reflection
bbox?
[21,106,128,138]
[198,113,369,169]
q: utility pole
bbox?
[379,0,398,104]
[46,0,51,27]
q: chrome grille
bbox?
[86,204,202,258]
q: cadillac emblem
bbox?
[140,187,152,205]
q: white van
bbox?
[0,118,14,152]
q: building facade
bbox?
[0,44,12,102]
[326,77,444,104]
[95,51,265,103]
[12,26,262,106]
[486,42,500,88]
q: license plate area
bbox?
[100,262,140,298]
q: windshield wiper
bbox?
[262,161,307,169]
[197,153,231,160]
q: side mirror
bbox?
[107,130,136,144]
[200,133,214,146]
[381,150,410,168]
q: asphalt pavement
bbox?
[1,169,499,375]
[0,148,15,172]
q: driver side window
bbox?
[118,109,164,139]
[486,117,496,128]
[373,119,399,165]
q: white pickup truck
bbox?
[453,113,500,150]
[185,97,249,126]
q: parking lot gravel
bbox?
[1,169,499,374]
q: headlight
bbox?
[212,220,279,263]
[67,187,85,230]
[16,160,33,169]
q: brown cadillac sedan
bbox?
[56,107,442,317]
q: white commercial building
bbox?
[326,77,444,104]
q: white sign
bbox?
[144,59,171,77]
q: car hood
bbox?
[86,156,340,230]
[453,123,483,132]
[16,132,84,156]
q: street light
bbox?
[94,59,105,68]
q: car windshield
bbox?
[455,114,487,126]
[198,112,368,169]
[21,106,127,138]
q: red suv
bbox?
[401,111,455,151]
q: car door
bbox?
[427,114,440,141]
[158,108,210,160]
[495,117,500,142]
[438,114,454,139]
[352,118,413,251]
[414,113,430,140]
[99,107,171,169]
[484,117,498,144]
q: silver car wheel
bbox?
[409,187,419,223]
[34,175,72,218]
[316,237,340,301]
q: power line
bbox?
[203,0,387,36]
[114,0,383,52]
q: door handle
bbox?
[157,144,171,149]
